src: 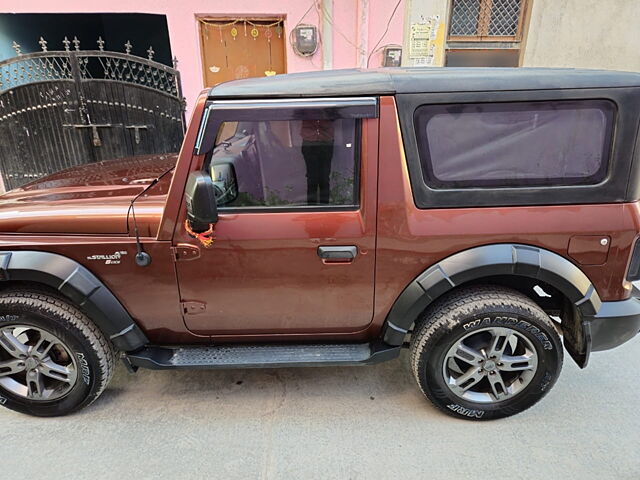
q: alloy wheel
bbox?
[0,325,78,401]
[442,326,539,403]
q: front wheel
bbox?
[0,290,116,417]
[410,285,563,420]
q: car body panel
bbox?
[172,117,379,336]
[0,154,176,235]
[373,95,637,340]
[0,70,638,350]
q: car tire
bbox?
[410,285,563,420]
[0,289,116,417]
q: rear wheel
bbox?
[0,290,116,417]
[410,285,563,420]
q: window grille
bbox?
[449,0,526,41]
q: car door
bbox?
[173,97,379,337]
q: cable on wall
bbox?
[367,0,403,67]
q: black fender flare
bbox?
[382,244,600,355]
[0,250,148,351]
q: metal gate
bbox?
[0,37,185,191]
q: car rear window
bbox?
[414,100,616,188]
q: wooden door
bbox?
[199,19,286,87]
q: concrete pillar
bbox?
[402,0,448,67]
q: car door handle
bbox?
[317,246,358,262]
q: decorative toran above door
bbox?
[199,18,286,87]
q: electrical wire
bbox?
[197,0,402,68]
[367,0,403,67]
[317,1,366,56]
[293,1,318,29]
[289,0,323,66]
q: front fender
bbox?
[0,250,148,351]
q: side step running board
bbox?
[125,342,401,370]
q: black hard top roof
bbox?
[208,67,640,99]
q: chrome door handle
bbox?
[317,246,358,262]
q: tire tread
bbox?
[410,285,563,420]
[0,289,116,412]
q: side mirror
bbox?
[185,171,218,233]
[211,162,238,206]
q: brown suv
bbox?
[1,68,640,420]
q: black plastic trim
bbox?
[585,287,640,352]
[317,246,358,260]
[126,341,401,370]
[207,68,640,100]
[626,239,640,281]
[0,251,148,351]
[218,205,359,214]
[195,96,378,155]
[396,88,640,208]
[382,244,602,347]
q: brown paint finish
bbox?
[0,90,638,347]
[158,93,209,241]
[373,96,637,340]
[0,236,204,344]
[0,154,176,235]
[568,235,611,265]
[172,117,379,336]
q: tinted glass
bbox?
[414,100,615,188]
[210,118,358,208]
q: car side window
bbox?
[210,117,359,209]
[414,99,616,189]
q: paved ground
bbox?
[2,338,640,479]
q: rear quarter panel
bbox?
[372,96,639,331]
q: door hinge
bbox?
[172,244,200,262]
[181,301,207,315]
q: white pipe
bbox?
[322,0,333,70]
[357,0,369,68]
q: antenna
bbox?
[126,166,175,267]
[129,197,152,267]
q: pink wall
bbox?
[7,0,405,112]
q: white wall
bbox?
[404,0,640,72]
[522,0,640,71]
[402,0,448,66]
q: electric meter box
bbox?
[293,24,318,56]
[382,45,403,67]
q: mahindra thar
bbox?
[1,68,640,420]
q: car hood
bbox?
[0,154,177,235]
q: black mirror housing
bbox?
[185,171,219,232]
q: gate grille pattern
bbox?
[449,0,523,38]
[0,55,72,90]
[0,37,185,191]
[82,54,179,96]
